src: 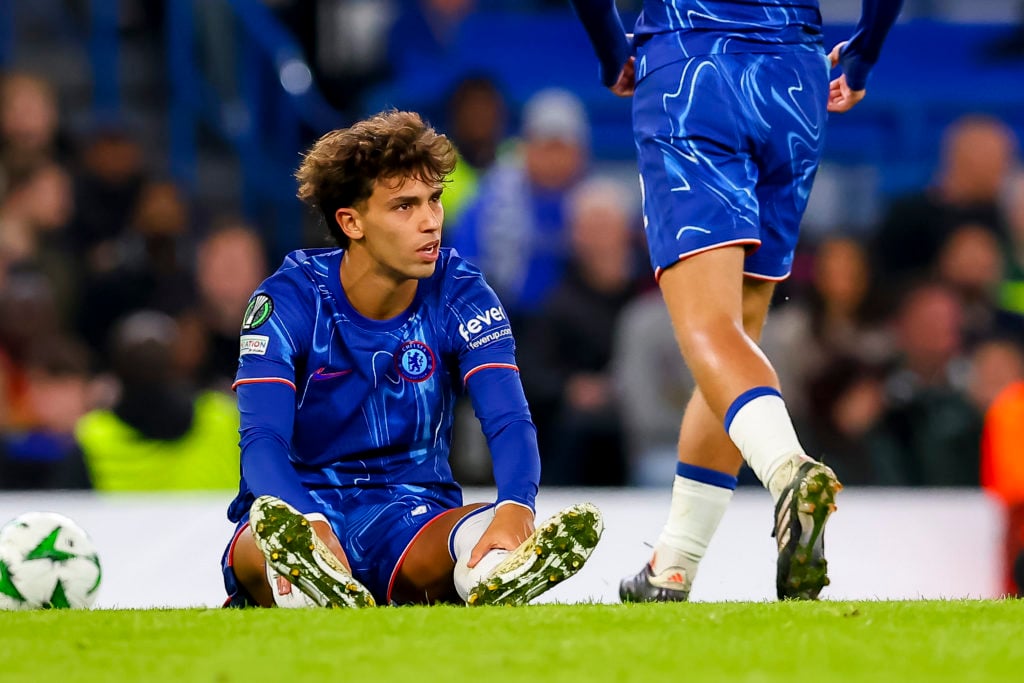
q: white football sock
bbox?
[726,392,806,500]
[449,506,509,601]
[651,475,734,582]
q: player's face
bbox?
[352,175,444,280]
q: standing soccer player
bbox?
[221,111,603,608]
[568,0,903,600]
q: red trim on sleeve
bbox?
[463,363,519,383]
[232,377,297,391]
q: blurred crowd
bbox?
[2,0,1024,532]
[0,69,259,492]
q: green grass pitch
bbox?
[1,600,1021,682]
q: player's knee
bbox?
[675,314,745,352]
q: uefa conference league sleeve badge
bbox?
[242,293,274,331]
[239,294,274,357]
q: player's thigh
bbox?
[634,55,763,278]
[744,51,829,280]
[391,502,490,604]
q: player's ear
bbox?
[335,207,363,242]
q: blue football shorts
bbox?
[222,487,463,606]
[633,50,829,280]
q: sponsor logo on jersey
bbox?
[241,293,274,331]
[239,334,269,356]
[395,340,436,382]
[464,326,511,350]
[457,306,508,346]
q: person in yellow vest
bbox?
[76,310,239,491]
[440,75,508,235]
[981,379,1024,596]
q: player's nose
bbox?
[421,204,442,231]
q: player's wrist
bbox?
[838,50,874,91]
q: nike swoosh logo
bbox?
[311,367,353,381]
[676,225,712,238]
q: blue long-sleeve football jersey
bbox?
[226,247,539,524]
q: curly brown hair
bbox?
[296,110,457,247]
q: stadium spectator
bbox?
[177,219,269,392]
[570,0,902,602]
[868,281,983,486]
[761,236,892,421]
[872,114,1018,285]
[796,356,886,487]
[0,162,78,322]
[67,123,147,271]
[1000,171,1024,318]
[934,222,1024,345]
[0,271,64,430]
[0,337,93,490]
[965,337,1024,416]
[439,74,508,228]
[981,379,1024,596]
[517,176,643,486]
[75,179,196,357]
[611,288,695,487]
[450,87,589,325]
[75,310,240,491]
[222,110,601,609]
[0,72,63,180]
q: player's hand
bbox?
[827,41,846,68]
[827,41,866,113]
[609,56,636,97]
[467,504,535,568]
[311,519,353,571]
[827,73,866,113]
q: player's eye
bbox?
[430,193,443,204]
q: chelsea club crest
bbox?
[396,340,436,382]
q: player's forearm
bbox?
[568,0,632,87]
[467,368,541,511]
[240,434,319,514]
[488,419,541,511]
[840,0,905,90]
[237,381,317,514]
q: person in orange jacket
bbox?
[980,380,1024,596]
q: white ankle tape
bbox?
[448,506,500,601]
[454,549,509,602]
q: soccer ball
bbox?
[0,512,102,610]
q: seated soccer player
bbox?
[220,110,603,608]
